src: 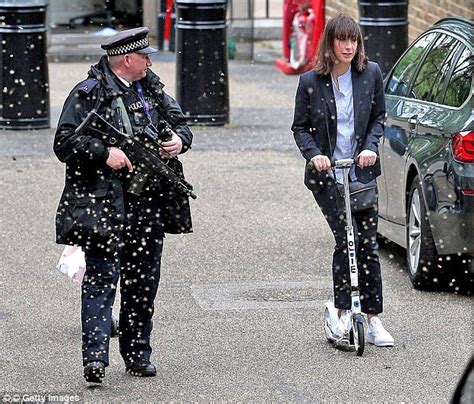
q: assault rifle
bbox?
[75,110,197,199]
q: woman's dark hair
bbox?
[313,13,368,75]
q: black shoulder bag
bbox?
[324,102,378,213]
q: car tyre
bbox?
[406,176,444,290]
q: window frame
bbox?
[427,41,463,104]
[407,33,456,101]
[385,31,440,98]
[438,44,472,108]
[385,28,473,111]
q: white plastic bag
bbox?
[56,245,120,337]
[57,245,86,284]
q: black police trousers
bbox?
[82,219,163,366]
[312,184,383,315]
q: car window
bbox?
[410,34,458,101]
[430,41,462,103]
[386,32,438,97]
[443,46,473,108]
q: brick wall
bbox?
[325,0,359,22]
[325,0,473,43]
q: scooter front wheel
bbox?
[353,320,365,356]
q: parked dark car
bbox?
[377,17,473,290]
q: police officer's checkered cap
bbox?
[101,27,157,56]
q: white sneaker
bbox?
[367,317,394,347]
[337,310,352,337]
[324,302,342,340]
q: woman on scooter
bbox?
[291,13,394,347]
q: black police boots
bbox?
[125,360,157,377]
[84,361,106,383]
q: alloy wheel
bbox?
[408,188,421,275]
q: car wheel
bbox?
[406,176,443,290]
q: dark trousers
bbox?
[313,185,383,314]
[82,219,163,366]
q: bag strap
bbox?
[323,101,333,154]
[323,102,339,182]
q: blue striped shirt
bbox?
[331,67,357,184]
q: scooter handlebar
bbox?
[332,156,379,169]
[332,158,354,168]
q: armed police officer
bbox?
[54,27,193,383]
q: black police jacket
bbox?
[54,56,193,251]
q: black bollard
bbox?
[175,0,229,126]
[0,0,50,129]
[358,0,408,77]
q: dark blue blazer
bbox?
[291,61,386,191]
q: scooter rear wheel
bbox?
[353,320,365,356]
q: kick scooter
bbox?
[324,158,365,356]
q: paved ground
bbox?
[0,53,472,402]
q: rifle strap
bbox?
[116,97,134,137]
